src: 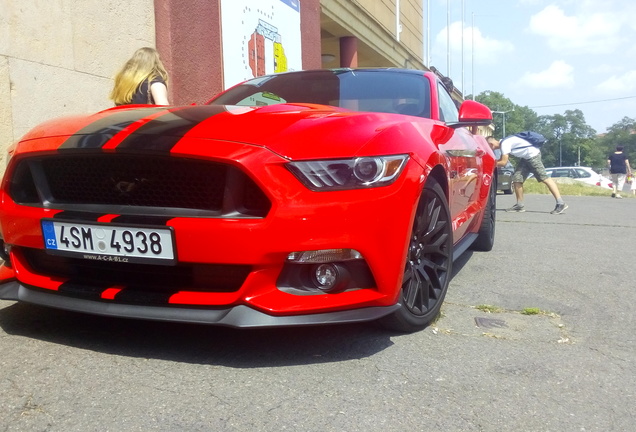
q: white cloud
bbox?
[434,21,514,64]
[597,70,636,93]
[588,64,622,75]
[517,61,575,89]
[529,5,623,54]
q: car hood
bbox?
[17,103,419,160]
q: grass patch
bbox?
[522,178,630,197]
[475,304,502,313]
[521,307,542,315]
[473,304,553,316]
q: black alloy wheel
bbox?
[380,178,452,332]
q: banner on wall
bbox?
[221,0,302,89]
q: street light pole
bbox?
[471,12,475,100]
[492,109,514,138]
[470,13,495,100]
[447,0,451,75]
[461,0,465,94]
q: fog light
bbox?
[312,263,350,293]
[314,264,337,290]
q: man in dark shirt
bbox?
[607,145,632,198]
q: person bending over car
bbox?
[487,135,568,215]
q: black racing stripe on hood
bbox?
[59,107,168,150]
[116,105,229,153]
[52,211,106,222]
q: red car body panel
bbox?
[0,69,494,327]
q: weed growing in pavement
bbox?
[475,304,502,313]
[521,307,542,315]
[474,304,553,317]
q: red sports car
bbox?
[0,69,495,332]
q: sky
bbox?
[426,0,636,134]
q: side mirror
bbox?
[447,100,493,129]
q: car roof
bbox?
[545,166,593,170]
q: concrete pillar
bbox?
[154,0,222,105]
[340,36,358,68]
[301,0,322,70]
[154,0,322,104]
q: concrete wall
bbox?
[321,0,425,70]
[0,0,156,168]
[356,0,424,64]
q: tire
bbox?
[379,178,453,332]
[503,188,513,195]
[471,182,496,252]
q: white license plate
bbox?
[41,220,176,265]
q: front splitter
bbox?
[0,281,399,328]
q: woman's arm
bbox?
[150,82,169,105]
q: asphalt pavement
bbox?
[0,193,634,431]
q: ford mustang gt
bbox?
[0,68,495,332]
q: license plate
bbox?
[41,220,176,265]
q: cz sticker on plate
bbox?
[41,220,176,265]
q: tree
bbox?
[536,110,597,168]
[474,91,539,138]
[600,117,636,160]
[469,90,615,170]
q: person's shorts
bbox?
[610,173,626,190]
[512,154,549,183]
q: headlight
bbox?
[287,154,408,191]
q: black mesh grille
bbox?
[9,155,271,217]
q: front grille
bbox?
[22,248,250,304]
[9,154,271,217]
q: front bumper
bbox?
[0,142,426,321]
[0,281,399,327]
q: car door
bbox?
[435,82,482,243]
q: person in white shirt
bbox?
[487,135,568,214]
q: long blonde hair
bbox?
[110,47,169,105]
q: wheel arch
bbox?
[426,164,449,199]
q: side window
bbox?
[234,92,286,106]
[437,83,459,123]
[574,168,591,178]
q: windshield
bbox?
[208,70,432,118]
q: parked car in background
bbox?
[544,167,612,189]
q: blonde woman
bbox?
[110,47,170,106]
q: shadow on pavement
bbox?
[0,301,397,367]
